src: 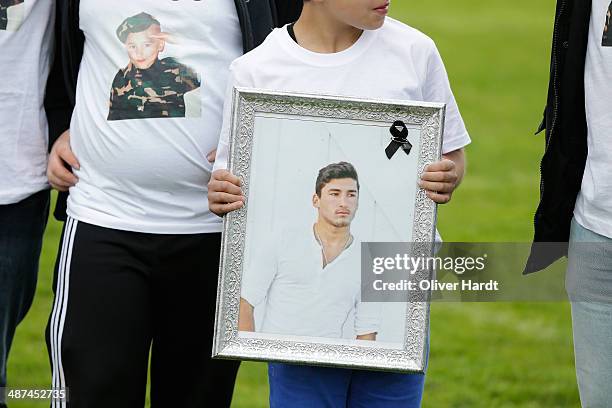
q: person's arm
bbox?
[44,0,73,152]
[44,0,80,193]
[177,62,201,93]
[238,234,281,333]
[354,300,382,342]
[47,130,80,191]
[419,148,466,204]
[418,38,470,205]
[238,298,255,331]
[107,72,129,121]
[356,333,377,341]
[208,64,249,216]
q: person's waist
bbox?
[67,188,222,235]
[69,176,211,208]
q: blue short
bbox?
[268,363,426,408]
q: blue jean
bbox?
[0,190,49,404]
[269,364,426,408]
[566,217,612,408]
[268,339,428,408]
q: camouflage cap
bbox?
[116,12,161,43]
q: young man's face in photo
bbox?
[125,25,165,69]
[322,0,389,30]
[313,178,359,228]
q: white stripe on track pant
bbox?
[49,217,78,408]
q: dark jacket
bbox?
[524,0,592,273]
[43,0,303,221]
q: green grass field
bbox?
[7,1,582,407]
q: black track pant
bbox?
[45,217,240,408]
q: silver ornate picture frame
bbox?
[213,88,445,373]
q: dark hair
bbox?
[315,162,360,197]
[116,12,161,43]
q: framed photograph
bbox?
[213,88,445,373]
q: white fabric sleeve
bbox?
[354,241,382,336]
[212,68,236,172]
[422,42,471,154]
[354,300,382,337]
[241,241,278,308]
[213,61,253,172]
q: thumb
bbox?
[59,145,80,170]
[207,149,217,163]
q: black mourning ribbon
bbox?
[385,120,412,159]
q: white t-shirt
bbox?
[0,0,53,204]
[67,0,242,233]
[575,0,612,238]
[242,229,381,339]
[214,18,471,172]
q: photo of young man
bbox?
[108,12,201,121]
[239,162,380,340]
[0,0,24,31]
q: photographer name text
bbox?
[372,279,499,292]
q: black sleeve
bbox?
[274,0,302,26]
[44,41,72,222]
[44,0,84,222]
[43,0,73,152]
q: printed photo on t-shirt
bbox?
[107,12,202,121]
[0,0,25,31]
[603,1,612,46]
